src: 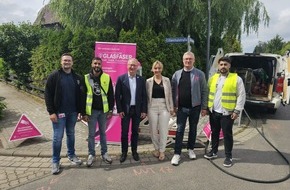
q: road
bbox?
[8,105,290,190]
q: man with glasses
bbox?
[115,58,147,163]
[171,51,208,166]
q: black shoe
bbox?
[204,151,218,159]
[223,157,233,167]
[120,153,127,163]
[132,152,140,161]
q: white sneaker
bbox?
[68,155,82,165]
[51,163,60,175]
[188,149,196,160]
[86,155,95,167]
[102,152,112,164]
[171,154,180,166]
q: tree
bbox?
[0,58,9,80]
[253,35,285,54]
[69,27,118,76]
[221,34,242,53]
[253,41,267,53]
[0,23,41,87]
[49,0,269,68]
[266,35,284,54]
[30,28,73,88]
[280,42,290,56]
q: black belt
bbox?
[212,110,223,116]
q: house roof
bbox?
[34,4,60,26]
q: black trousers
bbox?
[121,106,140,153]
[209,111,234,158]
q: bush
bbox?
[0,99,6,120]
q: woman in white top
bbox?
[146,61,174,160]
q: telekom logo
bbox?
[20,120,29,125]
[194,76,200,81]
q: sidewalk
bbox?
[0,81,251,158]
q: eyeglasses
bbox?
[128,64,137,67]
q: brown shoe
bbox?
[159,152,165,161]
[152,150,159,158]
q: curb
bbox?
[0,126,246,158]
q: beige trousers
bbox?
[148,98,170,152]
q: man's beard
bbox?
[94,67,102,73]
[219,68,228,74]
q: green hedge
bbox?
[0,99,6,120]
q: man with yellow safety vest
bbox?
[204,57,246,167]
[82,57,114,167]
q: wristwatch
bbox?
[233,109,240,114]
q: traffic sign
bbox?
[165,37,188,43]
[9,114,43,141]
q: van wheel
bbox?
[267,108,277,114]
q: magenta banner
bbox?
[94,42,137,144]
[95,42,137,83]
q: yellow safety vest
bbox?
[208,73,237,111]
[84,73,110,115]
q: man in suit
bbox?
[115,58,148,163]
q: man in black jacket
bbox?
[45,53,83,175]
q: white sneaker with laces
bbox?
[188,149,196,160]
[171,154,181,166]
[102,152,112,164]
[86,155,95,167]
[68,155,82,165]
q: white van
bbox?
[209,48,290,113]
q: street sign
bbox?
[165,37,188,43]
[166,35,195,51]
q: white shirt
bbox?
[213,75,246,115]
[128,74,136,106]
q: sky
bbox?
[0,0,289,53]
[241,0,290,52]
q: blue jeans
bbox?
[52,112,77,163]
[87,109,108,156]
[174,106,201,155]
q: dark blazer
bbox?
[115,73,147,116]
